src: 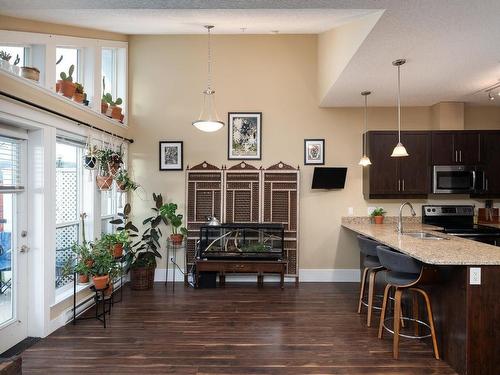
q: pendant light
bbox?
[192,25,224,132]
[391,59,409,157]
[359,91,372,166]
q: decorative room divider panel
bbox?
[185,161,300,281]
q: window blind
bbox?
[0,135,24,193]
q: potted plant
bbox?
[73,82,85,103]
[55,55,63,92]
[59,64,76,98]
[89,243,116,290]
[83,144,98,170]
[103,93,123,120]
[20,66,40,82]
[95,148,114,190]
[371,208,387,224]
[74,257,91,284]
[107,146,123,177]
[67,213,93,284]
[100,231,129,258]
[115,169,138,192]
[0,50,11,70]
[124,194,165,290]
[11,55,20,75]
[160,203,188,245]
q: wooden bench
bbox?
[195,259,287,289]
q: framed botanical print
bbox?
[304,139,325,165]
[159,141,183,171]
[228,112,262,160]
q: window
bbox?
[55,140,83,289]
[101,47,127,116]
[56,47,81,84]
[0,45,30,67]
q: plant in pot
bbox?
[20,66,40,81]
[73,82,85,103]
[107,146,123,177]
[124,194,165,290]
[83,144,98,170]
[0,50,11,70]
[371,208,387,224]
[89,242,116,290]
[103,93,123,120]
[59,64,76,98]
[65,213,93,284]
[115,169,138,192]
[160,203,188,245]
[55,55,63,92]
[95,148,114,190]
[11,54,20,75]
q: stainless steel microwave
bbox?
[433,166,485,194]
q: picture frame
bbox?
[159,141,183,171]
[304,139,325,165]
[228,112,262,160]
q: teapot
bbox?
[207,216,221,226]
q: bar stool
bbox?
[357,235,385,327]
[376,245,439,360]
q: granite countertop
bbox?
[342,218,500,266]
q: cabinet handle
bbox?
[459,150,462,163]
[486,178,489,191]
[398,179,401,192]
[402,179,405,191]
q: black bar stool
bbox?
[376,245,440,360]
[357,235,384,327]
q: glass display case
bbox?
[198,223,284,260]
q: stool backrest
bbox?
[376,245,422,275]
[357,235,379,257]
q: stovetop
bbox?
[441,225,500,236]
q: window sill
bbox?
[0,68,128,127]
[52,282,90,307]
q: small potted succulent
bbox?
[11,55,20,75]
[103,93,123,120]
[95,148,114,190]
[115,169,138,192]
[371,207,387,224]
[59,64,76,98]
[83,144,98,170]
[73,82,85,103]
[160,202,188,245]
[0,50,11,70]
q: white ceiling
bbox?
[1,0,500,107]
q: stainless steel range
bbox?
[422,205,500,246]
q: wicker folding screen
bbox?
[185,161,299,281]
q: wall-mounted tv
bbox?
[311,167,348,189]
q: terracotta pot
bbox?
[96,174,113,190]
[108,162,120,177]
[61,80,76,98]
[374,215,384,224]
[92,275,109,290]
[56,80,62,93]
[73,92,84,103]
[110,106,122,120]
[113,243,124,258]
[170,234,184,245]
[101,101,108,114]
[104,282,113,297]
[20,67,40,82]
[78,274,89,284]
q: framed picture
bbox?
[159,141,183,171]
[228,112,262,160]
[304,139,325,165]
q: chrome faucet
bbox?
[398,201,416,234]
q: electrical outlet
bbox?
[348,207,354,216]
[470,267,481,285]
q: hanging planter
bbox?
[83,143,98,170]
[96,174,113,190]
[115,169,138,192]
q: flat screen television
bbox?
[311,167,347,189]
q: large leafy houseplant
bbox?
[89,243,118,290]
[160,203,187,245]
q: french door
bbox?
[0,135,28,354]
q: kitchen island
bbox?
[342,219,500,375]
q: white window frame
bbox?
[0,30,128,126]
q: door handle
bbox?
[455,150,458,162]
[486,178,489,191]
[19,245,29,253]
[402,179,405,191]
[398,179,401,192]
[459,150,462,163]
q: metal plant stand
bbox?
[165,238,186,292]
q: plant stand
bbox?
[72,272,112,328]
[111,255,125,305]
[165,238,186,292]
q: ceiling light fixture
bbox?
[391,59,409,158]
[359,91,372,167]
[192,25,224,132]
[488,91,495,101]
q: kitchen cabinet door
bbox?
[398,132,431,194]
[364,132,399,197]
[454,132,481,165]
[480,131,500,195]
[431,132,455,165]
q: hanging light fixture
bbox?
[359,91,372,166]
[391,59,409,157]
[192,25,224,132]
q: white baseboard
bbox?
[154,268,360,283]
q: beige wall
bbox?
[465,105,500,129]
[127,34,500,272]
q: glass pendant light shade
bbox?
[192,88,224,132]
[359,91,372,166]
[193,25,225,132]
[391,59,409,158]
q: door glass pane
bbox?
[0,193,14,326]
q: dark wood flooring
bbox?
[21,283,457,374]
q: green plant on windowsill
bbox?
[115,169,138,192]
[59,64,76,98]
[370,207,387,224]
[102,93,124,121]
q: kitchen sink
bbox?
[403,232,447,240]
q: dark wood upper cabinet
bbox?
[479,131,500,196]
[363,131,430,198]
[431,131,480,165]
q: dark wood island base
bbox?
[195,260,287,289]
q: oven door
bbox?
[433,166,482,194]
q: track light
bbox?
[488,92,495,101]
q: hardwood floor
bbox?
[22,283,456,374]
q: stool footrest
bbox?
[382,317,431,340]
